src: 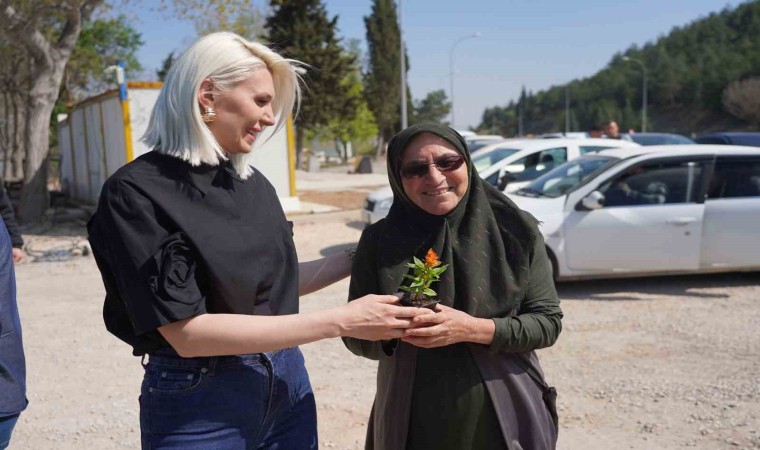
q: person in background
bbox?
[588,125,604,138]
[0,184,26,263]
[603,120,621,139]
[344,124,562,450]
[87,32,431,449]
[0,217,28,450]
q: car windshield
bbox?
[472,148,520,172]
[627,134,695,146]
[469,139,506,154]
[517,155,619,198]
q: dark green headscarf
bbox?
[376,123,540,318]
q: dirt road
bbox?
[9,214,760,449]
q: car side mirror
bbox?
[497,169,515,191]
[578,191,605,210]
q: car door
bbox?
[563,156,708,274]
[701,155,760,269]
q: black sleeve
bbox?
[0,185,23,248]
[89,179,206,336]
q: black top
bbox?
[87,152,299,356]
[0,184,23,248]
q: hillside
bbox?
[477,1,760,136]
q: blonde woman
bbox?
[88,32,430,449]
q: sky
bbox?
[129,0,744,130]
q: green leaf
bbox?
[412,256,424,267]
[399,286,411,293]
[423,288,437,296]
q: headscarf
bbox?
[375,123,540,318]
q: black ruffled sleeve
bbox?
[147,232,207,325]
[89,179,206,337]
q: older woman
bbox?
[344,124,563,450]
[87,32,430,449]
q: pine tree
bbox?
[412,90,451,126]
[364,0,410,149]
[265,0,355,166]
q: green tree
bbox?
[157,52,175,82]
[161,0,267,40]
[316,41,378,163]
[265,0,355,166]
[0,0,104,221]
[364,0,409,149]
[65,15,144,98]
[411,89,451,126]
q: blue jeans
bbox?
[0,414,19,450]
[140,347,317,449]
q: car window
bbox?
[629,134,695,146]
[484,171,500,186]
[695,136,728,145]
[707,158,760,199]
[503,147,567,183]
[599,160,704,207]
[580,145,615,155]
[472,148,520,173]
[521,156,617,198]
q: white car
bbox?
[474,138,640,193]
[361,138,638,225]
[508,145,760,280]
[466,135,506,155]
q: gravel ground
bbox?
[9,212,760,449]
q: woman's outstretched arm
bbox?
[159,293,432,357]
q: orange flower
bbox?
[424,248,441,268]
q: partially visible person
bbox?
[344,124,562,450]
[0,218,28,450]
[588,124,604,138]
[603,167,667,206]
[0,184,25,263]
[603,120,621,139]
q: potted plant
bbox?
[399,248,449,310]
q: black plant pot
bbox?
[399,292,439,310]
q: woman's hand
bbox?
[401,304,496,348]
[338,294,436,341]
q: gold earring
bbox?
[201,107,216,123]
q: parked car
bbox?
[475,138,639,193]
[361,138,638,224]
[465,134,506,154]
[694,132,760,147]
[508,145,760,280]
[539,132,588,139]
[621,132,695,146]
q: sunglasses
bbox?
[400,155,466,179]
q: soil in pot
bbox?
[399,292,439,310]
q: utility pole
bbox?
[398,0,407,129]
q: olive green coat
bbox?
[343,220,562,450]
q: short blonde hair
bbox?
[142,32,303,178]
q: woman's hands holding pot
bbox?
[401,304,496,348]
[338,294,436,341]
